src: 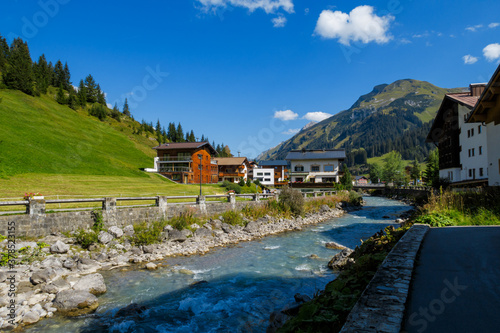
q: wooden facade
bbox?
[215,157,250,183]
[153,142,218,184]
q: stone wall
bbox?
[0,194,267,238]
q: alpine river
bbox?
[27,196,410,333]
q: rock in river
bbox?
[53,290,99,317]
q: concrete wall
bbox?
[459,104,488,182]
[487,121,500,186]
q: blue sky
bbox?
[2,0,500,158]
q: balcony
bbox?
[219,172,246,178]
[159,167,192,173]
[158,157,192,162]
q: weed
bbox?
[279,187,304,217]
[221,210,244,226]
[131,220,167,246]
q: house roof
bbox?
[257,160,289,166]
[214,157,249,166]
[426,92,478,143]
[468,64,500,124]
[355,176,368,180]
[153,142,217,155]
[285,149,346,160]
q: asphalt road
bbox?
[402,226,500,333]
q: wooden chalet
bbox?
[153,142,218,184]
[215,157,250,183]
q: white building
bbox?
[468,65,500,186]
[285,149,346,183]
[427,84,488,186]
[252,168,275,186]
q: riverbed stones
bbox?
[50,240,69,254]
[325,241,348,250]
[168,229,187,242]
[145,263,157,270]
[221,223,232,233]
[41,278,71,294]
[194,227,213,238]
[123,225,135,236]
[98,231,114,244]
[53,290,99,316]
[244,221,260,233]
[142,245,155,254]
[22,310,40,324]
[72,273,106,295]
[108,226,124,238]
[328,248,354,270]
[30,268,58,285]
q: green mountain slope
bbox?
[0,89,157,178]
[259,79,461,164]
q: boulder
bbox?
[77,258,100,272]
[194,228,213,238]
[210,219,222,229]
[30,268,58,285]
[22,311,40,324]
[50,240,69,254]
[72,273,107,295]
[41,257,63,269]
[62,259,76,270]
[15,241,38,251]
[328,248,354,270]
[123,225,135,236]
[42,278,71,294]
[145,263,157,270]
[325,241,348,250]
[98,231,114,244]
[0,271,7,283]
[294,293,312,303]
[244,221,260,233]
[181,229,193,238]
[168,229,187,242]
[142,245,155,254]
[53,290,99,316]
[319,205,331,214]
[108,226,124,238]
[115,303,148,318]
[221,223,232,233]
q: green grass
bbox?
[0,89,225,200]
[366,152,413,167]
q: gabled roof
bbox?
[153,142,217,155]
[468,64,500,124]
[214,157,249,166]
[285,149,346,160]
[426,92,478,143]
[257,160,289,166]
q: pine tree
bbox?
[56,84,66,104]
[167,123,176,142]
[33,54,49,94]
[77,79,87,107]
[110,103,121,121]
[63,62,71,90]
[340,164,353,190]
[176,123,184,142]
[84,74,98,103]
[53,60,65,87]
[189,130,195,142]
[0,34,9,73]
[4,38,34,95]
[67,89,78,110]
[96,84,106,105]
[122,98,130,116]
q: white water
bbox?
[27,196,410,332]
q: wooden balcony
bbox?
[219,172,246,178]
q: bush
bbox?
[279,187,304,216]
[414,213,455,227]
[131,220,168,245]
[169,209,199,231]
[75,210,105,249]
[89,103,108,121]
[238,177,246,187]
[221,210,244,226]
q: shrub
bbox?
[169,209,199,231]
[414,213,455,227]
[131,220,168,245]
[279,187,304,217]
[221,210,244,226]
[238,177,246,187]
[75,210,104,249]
[348,191,363,206]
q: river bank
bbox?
[0,198,360,330]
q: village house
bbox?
[215,157,251,183]
[285,149,346,183]
[252,167,275,186]
[427,83,488,186]
[355,176,369,185]
[467,64,500,186]
[152,142,218,184]
[256,160,289,185]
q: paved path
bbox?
[402,226,500,333]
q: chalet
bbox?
[427,84,488,186]
[257,160,289,185]
[285,149,346,183]
[153,142,218,184]
[467,64,500,186]
[355,176,369,185]
[215,157,251,183]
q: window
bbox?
[294,166,304,172]
[295,177,303,182]
[324,165,334,172]
[469,149,471,157]
[471,128,474,136]
[479,146,483,155]
[472,148,475,157]
[468,129,471,138]
[479,168,484,177]
[256,172,263,176]
[264,178,271,182]
[469,169,472,178]
[311,165,320,172]
[478,125,482,134]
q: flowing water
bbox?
[27,196,410,333]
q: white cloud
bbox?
[489,22,500,29]
[282,128,300,135]
[106,103,113,109]
[483,43,500,62]
[272,15,287,28]
[463,54,478,64]
[303,111,332,122]
[274,110,298,121]
[399,38,411,44]
[314,5,394,45]
[197,0,294,14]
[304,8,309,15]
[466,24,483,32]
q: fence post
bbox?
[314,192,318,198]
[197,195,207,215]
[253,193,260,202]
[157,196,168,219]
[28,198,46,216]
[102,198,116,212]
[228,193,236,209]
